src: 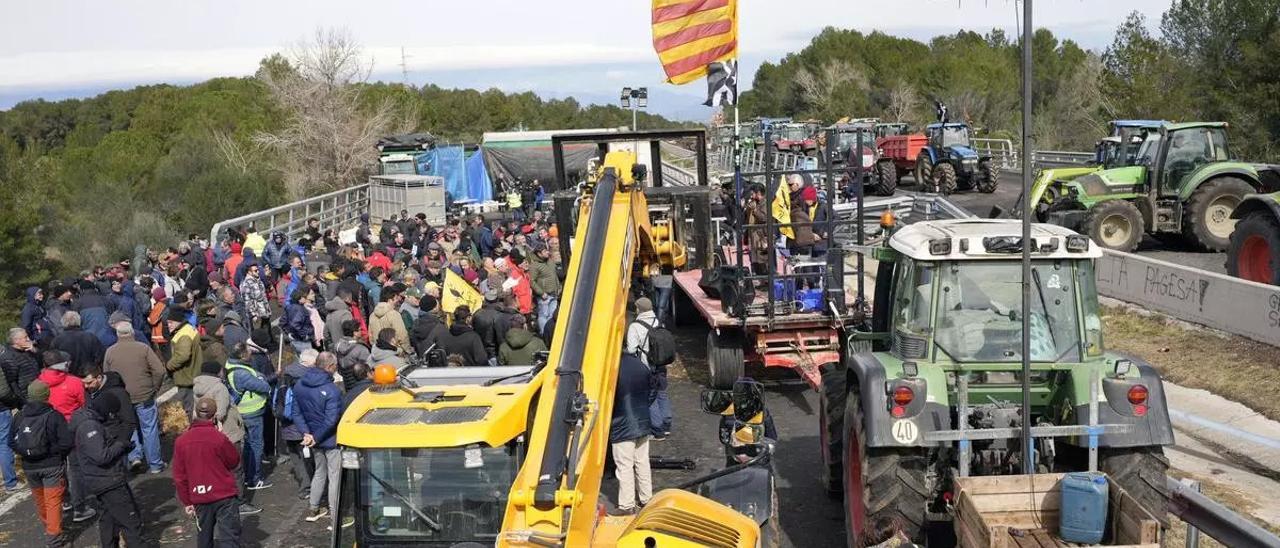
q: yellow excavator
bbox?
[334,130,763,548]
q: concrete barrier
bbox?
[1095,249,1280,347]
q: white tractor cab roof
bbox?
[889,219,1102,261]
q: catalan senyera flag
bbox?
[652,0,738,85]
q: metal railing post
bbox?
[1182,478,1201,548]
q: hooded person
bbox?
[323,291,355,346]
[22,286,53,344]
[275,350,317,500]
[72,393,143,547]
[262,231,291,274]
[224,241,245,286]
[498,314,549,366]
[366,328,407,369]
[234,248,259,289]
[45,285,76,341]
[75,280,117,348]
[470,288,506,363]
[334,320,371,391]
[409,295,449,358]
[368,291,410,355]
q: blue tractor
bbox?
[913,122,998,194]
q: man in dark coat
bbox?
[51,311,105,377]
[470,291,505,364]
[438,307,487,367]
[2,328,41,406]
[608,353,654,514]
[82,367,139,449]
[74,280,117,348]
[21,286,52,345]
[71,395,142,548]
[409,296,449,358]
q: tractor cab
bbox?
[877,219,1106,365]
[1149,123,1233,197]
[1095,120,1165,169]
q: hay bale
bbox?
[160,400,190,435]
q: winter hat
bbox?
[167,307,188,323]
[152,287,167,301]
[43,350,71,372]
[635,297,653,313]
[109,310,131,327]
[27,381,50,403]
[230,241,243,254]
[90,393,120,418]
[801,185,818,202]
[209,271,225,285]
[421,294,438,312]
[508,249,525,265]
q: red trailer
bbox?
[878,133,927,178]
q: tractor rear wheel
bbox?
[1084,200,1144,252]
[1227,211,1280,285]
[977,160,999,193]
[914,157,933,188]
[932,162,958,195]
[819,363,847,496]
[842,387,928,546]
[869,161,898,196]
[707,329,744,390]
[1184,177,1253,251]
[1100,446,1170,525]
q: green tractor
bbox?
[1228,191,1280,285]
[1032,122,1280,252]
[1017,120,1165,221]
[826,219,1174,545]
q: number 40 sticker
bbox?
[892,419,919,444]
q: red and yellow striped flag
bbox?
[651,0,738,85]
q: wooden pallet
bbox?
[953,474,1159,548]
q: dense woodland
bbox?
[742,3,1280,161]
[3,1,1279,313]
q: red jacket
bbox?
[509,265,533,315]
[172,420,240,506]
[37,369,85,421]
[367,252,392,272]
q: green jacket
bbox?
[528,253,560,298]
[166,324,202,388]
[499,328,548,366]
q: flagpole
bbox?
[733,61,744,273]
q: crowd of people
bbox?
[0,195,689,546]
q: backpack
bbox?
[13,413,51,460]
[274,376,298,422]
[635,320,677,368]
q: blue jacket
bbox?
[283,302,313,342]
[234,250,259,288]
[20,287,49,342]
[609,354,654,444]
[291,367,341,449]
[76,290,116,347]
[262,234,290,272]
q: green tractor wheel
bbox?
[842,386,928,546]
[1184,177,1253,251]
[869,161,898,196]
[932,162,958,195]
[1100,447,1170,525]
[1227,210,1280,285]
[914,157,933,189]
[1084,200,1144,252]
[977,160,999,193]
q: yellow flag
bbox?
[772,176,793,239]
[441,270,483,316]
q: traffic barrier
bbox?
[209,183,370,244]
[1095,249,1280,347]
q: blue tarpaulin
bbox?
[465,149,493,202]
[425,146,467,202]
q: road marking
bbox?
[0,490,30,518]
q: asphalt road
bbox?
[901,171,1229,274]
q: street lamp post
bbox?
[621,87,648,131]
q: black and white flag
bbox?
[704,60,738,107]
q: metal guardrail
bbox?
[661,161,699,187]
[1167,475,1280,547]
[972,138,1018,170]
[830,193,974,247]
[209,183,370,244]
[1032,150,1094,168]
[713,146,807,175]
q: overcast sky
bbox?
[1,1,1173,116]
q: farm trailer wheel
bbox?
[869,160,898,196]
[707,329,745,390]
